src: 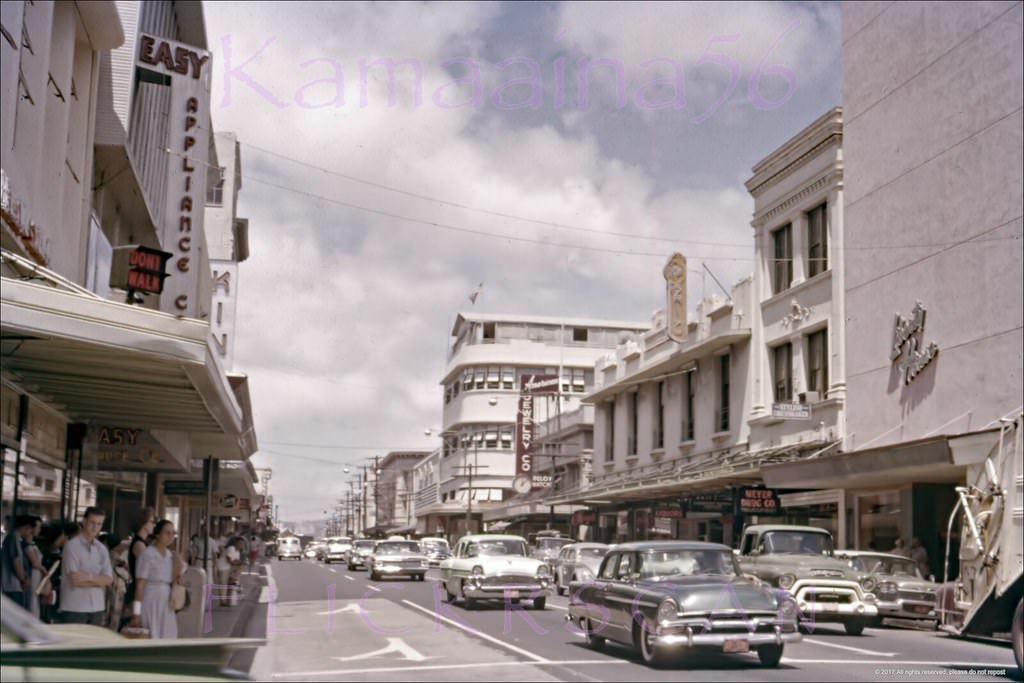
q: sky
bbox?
[202,1,842,524]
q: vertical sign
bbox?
[210,262,238,369]
[663,253,687,342]
[515,374,559,485]
[135,34,212,318]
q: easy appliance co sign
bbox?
[135,34,211,317]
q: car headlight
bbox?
[577,567,595,582]
[472,565,484,577]
[421,560,428,568]
[777,594,799,622]
[859,576,877,593]
[778,573,797,590]
[657,598,679,624]
[876,581,897,596]
[537,564,551,578]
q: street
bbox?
[232,559,1020,682]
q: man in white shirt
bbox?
[61,507,113,625]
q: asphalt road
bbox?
[244,557,1020,682]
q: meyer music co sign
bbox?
[891,301,939,385]
[736,487,781,515]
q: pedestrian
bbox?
[122,507,155,628]
[248,534,259,571]
[37,523,69,623]
[910,536,930,579]
[60,507,113,625]
[189,534,201,567]
[130,520,179,639]
[1,515,33,609]
[24,516,47,618]
[102,533,131,630]
[891,538,908,557]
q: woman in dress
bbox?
[131,520,178,639]
[24,517,45,618]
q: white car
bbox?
[324,536,353,564]
[439,534,553,610]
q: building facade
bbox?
[765,2,1024,578]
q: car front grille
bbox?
[898,589,935,602]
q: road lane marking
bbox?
[329,568,336,572]
[272,660,628,679]
[803,638,898,657]
[783,660,1013,668]
[344,575,355,581]
[400,599,550,663]
[366,585,382,592]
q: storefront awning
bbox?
[761,430,1001,490]
[1,257,254,461]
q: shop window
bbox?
[807,202,828,277]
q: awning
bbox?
[386,524,417,535]
[761,430,1001,490]
[1,253,254,461]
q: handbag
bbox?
[170,583,188,612]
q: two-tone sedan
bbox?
[439,534,553,610]
[553,542,609,596]
[567,541,801,668]
[346,540,377,570]
[324,536,353,564]
[368,540,429,581]
[837,550,938,625]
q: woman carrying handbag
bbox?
[129,520,179,639]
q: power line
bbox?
[261,440,429,450]
[241,141,752,249]
[244,173,754,261]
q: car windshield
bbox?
[422,541,448,551]
[376,542,421,555]
[354,541,375,550]
[580,547,608,558]
[537,538,569,550]
[470,539,528,557]
[850,555,922,578]
[639,549,738,578]
[761,531,833,555]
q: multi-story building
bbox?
[0,1,256,553]
[764,2,1023,578]
[417,313,649,539]
[369,451,429,536]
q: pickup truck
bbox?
[737,524,879,635]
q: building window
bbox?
[445,386,452,405]
[474,368,486,389]
[484,431,498,448]
[773,342,792,403]
[772,223,792,294]
[606,402,615,462]
[628,392,638,455]
[573,327,588,342]
[683,370,695,441]
[654,381,665,449]
[500,428,513,449]
[207,168,225,205]
[483,322,496,340]
[487,366,500,389]
[463,369,473,391]
[807,203,828,277]
[717,354,730,432]
[502,368,515,389]
[807,328,828,395]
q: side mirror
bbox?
[929,574,936,582]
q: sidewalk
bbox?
[204,560,266,639]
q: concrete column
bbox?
[750,224,767,416]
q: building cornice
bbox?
[751,169,842,229]
[746,107,843,197]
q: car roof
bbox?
[609,540,731,552]
[836,550,910,561]
[744,525,833,534]
[460,534,527,543]
[565,542,609,550]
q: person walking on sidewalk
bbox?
[1,515,33,609]
[130,520,179,639]
[248,535,259,572]
[60,507,113,625]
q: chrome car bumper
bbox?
[657,626,802,649]
[875,598,935,619]
[463,580,552,599]
[791,580,878,620]
[373,564,426,576]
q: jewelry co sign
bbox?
[135,34,212,318]
[515,374,559,484]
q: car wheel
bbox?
[533,596,546,610]
[582,617,605,651]
[370,570,380,581]
[461,581,477,609]
[444,583,456,603]
[636,618,670,668]
[844,618,866,636]
[1012,597,1022,674]
[757,644,784,668]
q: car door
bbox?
[441,540,462,594]
[584,552,631,644]
[604,551,643,637]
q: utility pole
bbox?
[452,438,489,536]
[373,455,381,533]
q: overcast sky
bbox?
[203,1,842,525]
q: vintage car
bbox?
[836,550,938,624]
[439,534,553,609]
[367,540,429,581]
[567,541,801,668]
[529,531,572,568]
[1,594,262,681]
[553,542,610,596]
[304,541,324,560]
[323,536,353,564]
[737,525,879,635]
[420,537,451,566]
[346,539,377,570]
[276,535,302,561]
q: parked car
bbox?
[368,540,428,581]
[277,535,302,561]
[1,594,263,681]
[439,534,553,610]
[736,525,879,635]
[553,542,609,596]
[419,537,451,566]
[567,541,801,668]
[324,536,353,564]
[304,541,324,560]
[835,550,938,625]
[346,540,377,570]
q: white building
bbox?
[418,313,648,539]
[765,3,1023,575]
